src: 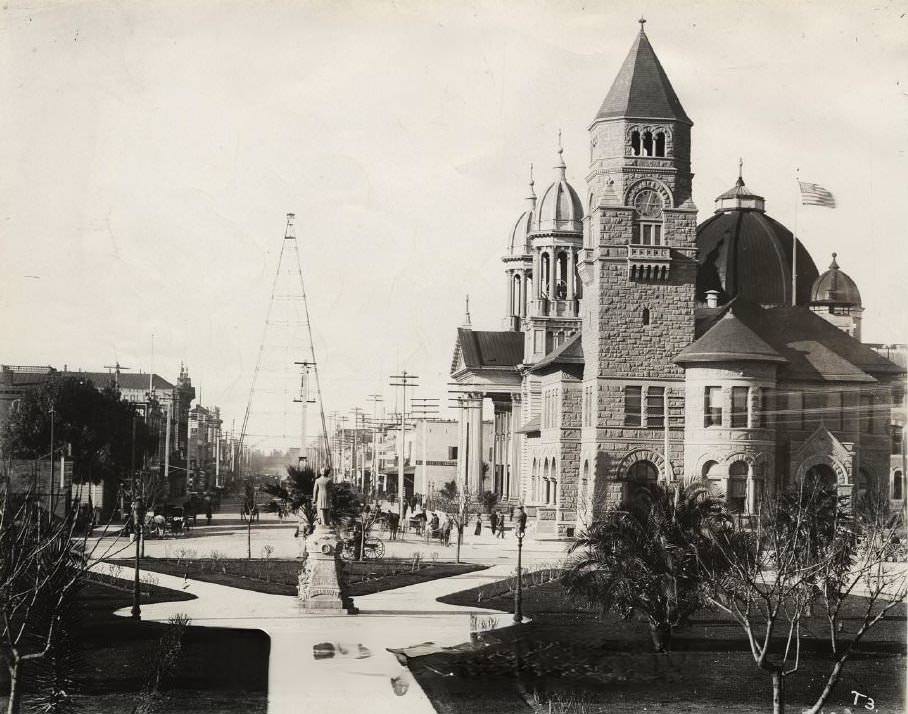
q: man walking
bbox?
[515,505,527,537]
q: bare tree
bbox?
[433,484,475,564]
[0,486,128,714]
[698,480,906,714]
[802,492,907,713]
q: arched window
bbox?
[728,461,748,513]
[655,132,666,157]
[630,130,641,156]
[512,274,521,317]
[642,307,650,326]
[894,470,903,500]
[556,252,568,299]
[642,131,654,157]
[702,460,723,496]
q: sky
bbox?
[2,0,907,450]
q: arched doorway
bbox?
[804,463,837,492]
[623,459,658,501]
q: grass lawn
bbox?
[133,556,487,596]
[409,573,907,714]
[1,575,269,713]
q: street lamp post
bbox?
[130,413,142,621]
[131,496,142,620]
[513,528,525,624]
[48,405,55,514]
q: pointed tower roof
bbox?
[675,304,787,365]
[595,20,691,125]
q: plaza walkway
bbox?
[97,514,569,714]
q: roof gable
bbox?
[529,332,584,374]
[595,29,690,124]
[687,300,903,383]
[676,310,786,365]
[452,328,524,373]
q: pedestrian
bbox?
[489,510,498,537]
[205,502,212,527]
[442,519,452,547]
[497,516,506,539]
[515,505,527,537]
[240,505,247,523]
[388,510,399,541]
[401,501,409,535]
[252,504,260,522]
[474,514,482,537]
[429,512,440,541]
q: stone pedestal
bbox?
[297,525,352,614]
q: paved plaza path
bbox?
[97,515,569,714]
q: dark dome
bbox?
[810,253,861,307]
[696,178,819,307]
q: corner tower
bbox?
[579,21,698,513]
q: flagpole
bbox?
[792,168,799,307]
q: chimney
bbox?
[705,290,720,309]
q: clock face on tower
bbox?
[634,189,663,218]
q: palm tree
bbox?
[562,481,727,651]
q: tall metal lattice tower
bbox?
[238,213,331,473]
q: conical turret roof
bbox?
[595,23,690,124]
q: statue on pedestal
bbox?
[312,467,333,526]
[297,465,352,614]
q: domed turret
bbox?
[502,166,537,330]
[809,253,863,340]
[810,253,862,307]
[696,166,819,307]
[535,139,583,233]
[507,166,536,256]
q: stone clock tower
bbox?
[578,21,698,511]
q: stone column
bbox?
[567,249,575,302]
[491,408,500,495]
[746,463,756,515]
[519,271,527,317]
[469,395,484,495]
[456,401,468,490]
[549,251,557,302]
[510,395,522,502]
[507,272,514,317]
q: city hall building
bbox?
[449,23,906,537]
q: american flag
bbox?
[798,181,836,208]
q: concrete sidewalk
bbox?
[97,536,569,714]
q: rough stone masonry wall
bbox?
[592,208,697,379]
[556,378,582,536]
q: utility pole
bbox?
[103,362,132,392]
[389,372,419,519]
[294,361,316,471]
[411,397,440,501]
[350,407,366,487]
[163,401,172,495]
[366,394,383,496]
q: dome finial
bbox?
[830,252,839,269]
[527,162,537,207]
[463,294,472,327]
[638,16,646,33]
[555,129,566,177]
